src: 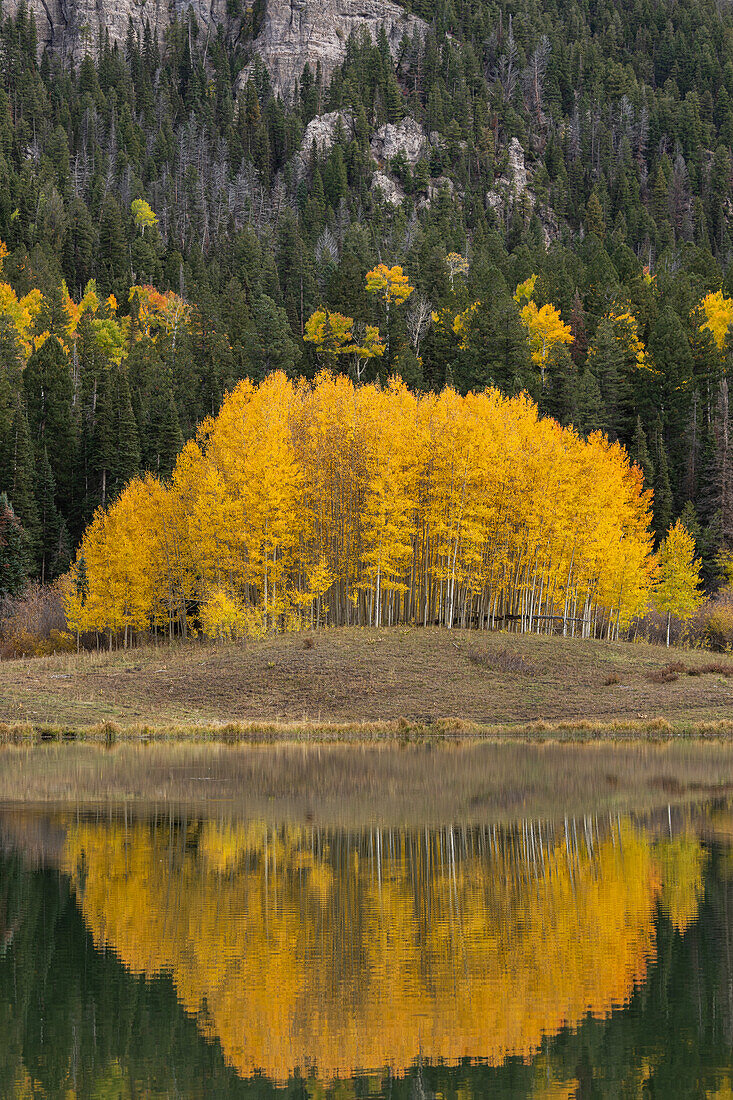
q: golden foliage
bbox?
[653,519,704,624]
[365,264,414,308]
[520,301,574,381]
[62,820,662,1085]
[0,280,44,358]
[700,290,733,350]
[65,372,656,639]
[656,834,706,934]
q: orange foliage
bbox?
[66,372,656,640]
[62,820,661,1085]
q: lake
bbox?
[1,775,733,1097]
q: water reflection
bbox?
[61,818,662,1082]
[0,808,729,1097]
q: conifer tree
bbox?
[157,394,184,479]
[0,492,26,598]
[89,366,115,509]
[111,365,141,493]
[653,436,674,544]
[24,336,75,512]
[4,394,39,564]
[34,446,60,584]
[630,417,655,489]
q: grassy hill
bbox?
[0,628,731,738]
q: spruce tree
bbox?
[157,394,184,479]
[5,395,39,566]
[89,365,115,509]
[111,365,141,494]
[0,493,26,598]
[588,318,626,439]
[34,447,60,585]
[630,416,655,488]
[653,439,674,544]
[24,336,76,513]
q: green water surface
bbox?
[0,805,731,1098]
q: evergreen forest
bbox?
[1,0,733,621]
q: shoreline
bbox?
[2,714,733,745]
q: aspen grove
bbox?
[63,371,656,645]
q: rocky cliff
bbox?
[3,0,233,66]
[4,0,425,97]
[249,0,424,96]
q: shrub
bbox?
[0,581,74,658]
[687,586,733,652]
[646,668,679,684]
[467,646,534,675]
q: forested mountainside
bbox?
[1,0,733,594]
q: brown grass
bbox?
[0,627,731,734]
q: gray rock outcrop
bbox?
[293,109,355,177]
[371,169,404,206]
[370,117,425,167]
[486,137,530,212]
[3,0,233,66]
[486,137,559,246]
[3,0,425,93]
[248,0,425,98]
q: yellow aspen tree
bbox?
[513,273,537,304]
[70,372,656,641]
[520,300,574,387]
[131,198,158,234]
[0,282,44,358]
[303,309,355,363]
[365,264,414,361]
[700,290,733,350]
[653,519,704,646]
[445,252,469,291]
[351,323,385,383]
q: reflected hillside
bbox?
[62,818,665,1083]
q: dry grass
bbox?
[3,740,733,825]
[0,627,731,735]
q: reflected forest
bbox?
[0,807,733,1097]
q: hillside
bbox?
[1,629,732,732]
[0,0,733,603]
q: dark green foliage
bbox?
[0,0,730,590]
[34,446,61,584]
[653,440,674,545]
[24,337,75,511]
[0,491,26,596]
[630,417,654,490]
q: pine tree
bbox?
[98,196,128,291]
[89,365,115,509]
[111,364,141,493]
[5,395,39,565]
[653,438,673,544]
[0,492,26,598]
[585,191,606,240]
[157,394,184,479]
[588,318,625,438]
[24,336,76,513]
[34,446,60,585]
[630,416,654,488]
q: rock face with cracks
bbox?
[370,118,426,167]
[249,0,425,97]
[3,0,233,66]
[6,0,425,96]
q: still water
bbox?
[0,805,732,1097]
